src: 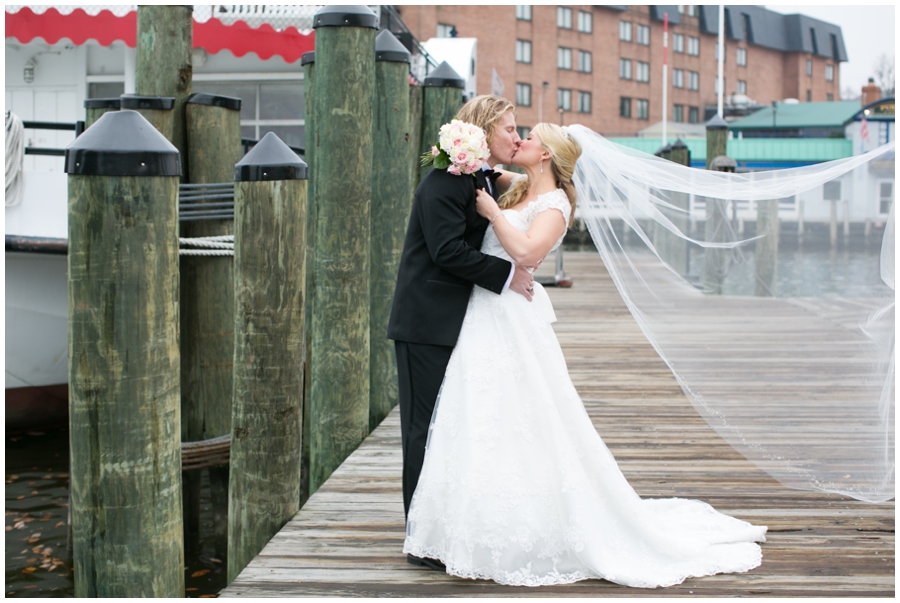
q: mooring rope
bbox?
[6,111,25,207]
[179,235,234,257]
[182,433,230,471]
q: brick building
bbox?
[396,5,846,136]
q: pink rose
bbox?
[447,165,462,175]
[456,151,468,163]
[431,145,440,157]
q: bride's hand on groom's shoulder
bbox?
[475,187,500,222]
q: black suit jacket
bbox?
[387,167,511,347]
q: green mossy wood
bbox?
[135,5,192,172]
[408,84,424,194]
[654,143,691,275]
[419,86,462,183]
[300,57,316,506]
[84,106,117,129]
[755,199,780,296]
[308,24,376,495]
[370,58,410,431]
[182,99,243,556]
[68,175,183,597]
[228,179,307,583]
[704,122,729,294]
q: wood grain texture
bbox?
[84,106,117,129]
[300,59,316,507]
[418,86,462,183]
[228,180,307,582]
[68,175,183,597]
[135,5,192,171]
[755,198,779,297]
[370,59,410,431]
[221,252,894,597]
[307,25,376,495]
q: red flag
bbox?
[861,116,870,143]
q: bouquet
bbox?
[421,119,491,176]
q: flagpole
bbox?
[661,13,669,146]
[717,5,725,117]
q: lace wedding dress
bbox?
[403,188,767,588]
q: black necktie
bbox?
[483,169,500,196]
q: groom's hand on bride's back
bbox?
[510,264,535,302]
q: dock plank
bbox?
[221,252,893,597]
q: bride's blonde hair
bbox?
[498,123,582,226]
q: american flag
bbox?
[861,116,870,144]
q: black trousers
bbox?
[394,340,454,520]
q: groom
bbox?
[388,95,534,570]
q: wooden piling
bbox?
[370,30,411,431]
[119,95,176,143]
[300,51,316,506]
[654,139,690,275]
[83,98,119,129]
[228,133,308,583]
[408,84,424,194]
[755,198,779,296]
[704,115,730,295]
[307,5,378,495]
[65,110,183,597]
[419,61,465,183]
[182,92,243,557]
[135,4,192,173]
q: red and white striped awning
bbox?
[5,6,315,63]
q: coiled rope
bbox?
[6,111,25,207]
[179,235,234,257]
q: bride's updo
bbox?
[498,123,582,226]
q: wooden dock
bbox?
[221,251,894,597]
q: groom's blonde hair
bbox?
[456,95,515,145]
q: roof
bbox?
[697,5,847,61]
[608,137,853,165]
[728,101,861,130]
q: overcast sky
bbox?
[764,4,895,97]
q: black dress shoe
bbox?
[407,554,446,571]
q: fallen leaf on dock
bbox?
[186,588,199,591]
[199,595,217,598]
[22,567,36,573]
[191,569,211,578]
[54,521,64,528]
[210,558,222,564]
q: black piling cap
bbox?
[120,95,176,111]
[671,138,689,150]
[375,30,411,63]
[424,61,465,89]
[313,5,378,29]
[705,114,729,130]
[64,110,181,177]
[186,93,242,112]
[234,132,308,182]
[84,98,121,109]
[301,51,315,66]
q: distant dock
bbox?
[220,252,894,598]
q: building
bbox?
[396,5,846,136]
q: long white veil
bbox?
[567,125,895,504]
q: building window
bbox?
[637,24,650,46]
[558,88,572,111]
[637,99,649,120]
[673,104,685,122]
[737,47,747,66]
[880,182,894,215]
[619,21,632,42]
[826,93,834,101]
[515,5,531,21]
[516,83,532,107]
[194,80,306,149]
[737,80,747,95]
[806,89,812,102]
[437,23,456,38]
[516,39,532,64]
[577,10,592,33]
[825,64,834,82]
[687,5,699,17]
[806,59,812,77]
[673,69,684,88]
[688,106,699,123]
[558,47,573,70]
[557,7,572,29]
[578,91,592,113]
[577,50,592,73]
[619,59,633,80]
[689,71,699,90]
[620,97,632,118]
[688,36,700,56]
[636,61,650,83]
[673,33,684,53]
[516,125,531,140]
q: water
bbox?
[5,427,228,597]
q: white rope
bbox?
[6,111,25,207]
[179,235,234,257]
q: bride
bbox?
[402,123,767,588]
